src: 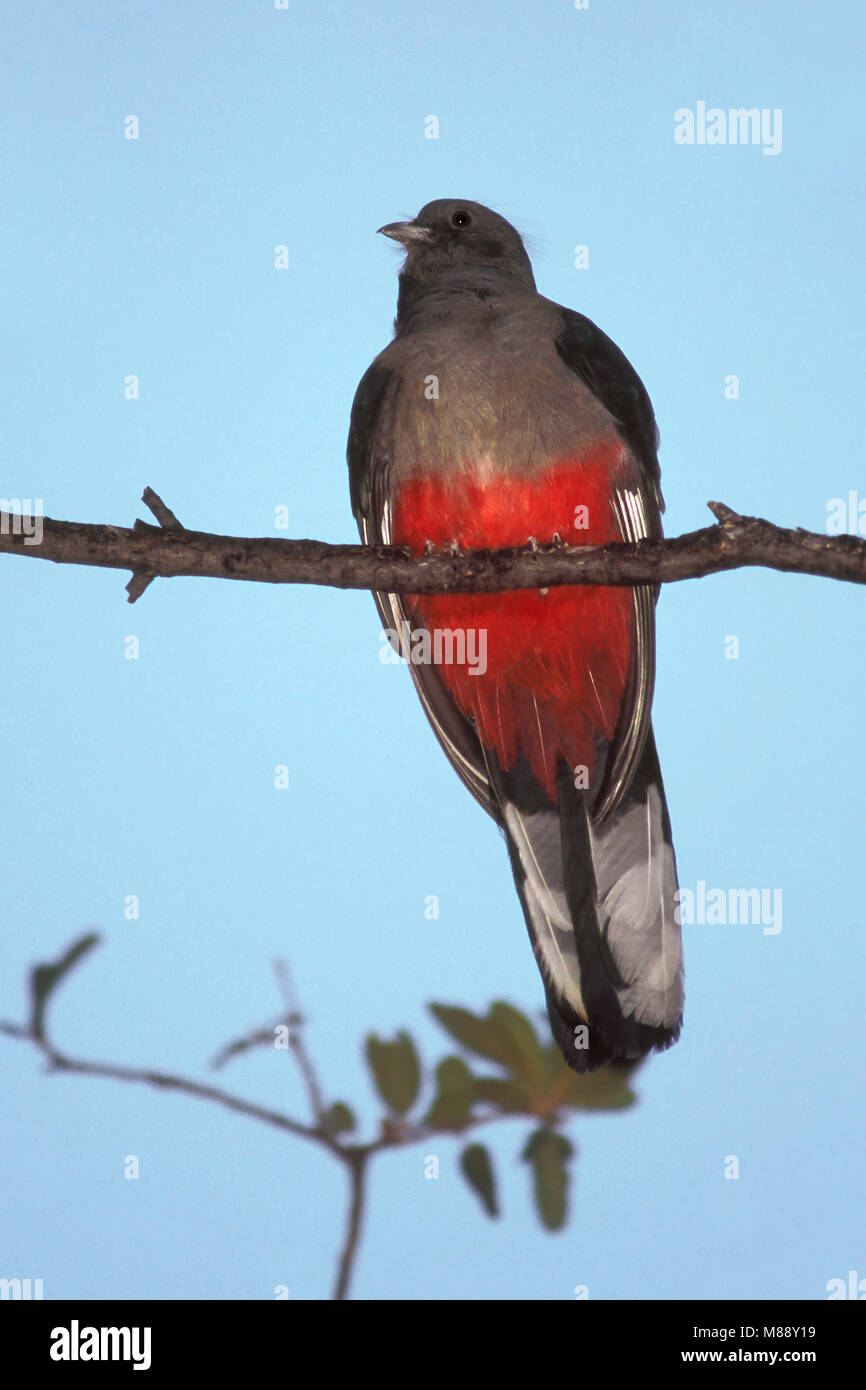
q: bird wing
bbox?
[347,357,497,819]
[552,305,664,821]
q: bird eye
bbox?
[451,210,472,228]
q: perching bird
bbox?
[348,199,683,1072]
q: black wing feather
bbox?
[554,307,662,507]
[554,306,663,819]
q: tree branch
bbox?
[6,932,611,1302]
[272,960,330,1127]
[1,495,864,603]
[0,1018,326,1147]
[333,1153,368,1302]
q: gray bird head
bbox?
[379,200,536,315]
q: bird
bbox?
[347,199,683,1072]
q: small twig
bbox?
[707,501,738,526]
[0,935,634,1300]
[209,1025,286,1071]
[126,488,185,602]
[1,1001,531,1299]
[273,960,329,1127]
[141,487,183,531]
[0,1020,324,1146]
[2,959,430,1301]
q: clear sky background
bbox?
[1,0,864,1302]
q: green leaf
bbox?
[322,1102,356,1136]
[488,1002,547,1085]
[459,1143,499,1218]
[29,933,100,1041]
[560,1062,637,1111]
[472,1075,534,1114]
[425,1056,474,1130]
[364,1030,420,1115]
[429,1004,512,1067]
[523,1128,573,1231]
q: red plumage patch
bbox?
[391,444,635,800]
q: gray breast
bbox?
[380,294,617,479]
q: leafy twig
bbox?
[2,934,641,1298]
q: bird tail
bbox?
[487,729,684,1072]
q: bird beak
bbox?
[377,220,432,247]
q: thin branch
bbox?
[1,1002,509,1157]
[272,959,329,1126]
[0,1020,326,1147]
[333,1152,368,1301]
[1,494,865,602]
[1,1002,372,1294]
[209,1022,292,1071]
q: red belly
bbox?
[391,444,635,799]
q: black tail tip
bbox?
[546,991,682,1074]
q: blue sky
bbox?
[1,0,864,1300]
